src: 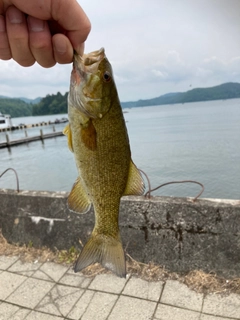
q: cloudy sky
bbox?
[0,0,240,101]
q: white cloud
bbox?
[150,51,192,83]
[0,60,71,98]
[195,56,240,85]
[152,69,168,79]
[0,0,240,101]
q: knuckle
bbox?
[30,39,50,51]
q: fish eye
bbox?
[103,71,111,82]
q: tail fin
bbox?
[74,233,126,278]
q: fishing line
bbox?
[0,167,205,201]
[139,168,204,201]
[0,168,20,192]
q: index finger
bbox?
[1,0,91,54]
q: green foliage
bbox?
[32,92,68,115]
[58,246,80,264]
[0,98,32,117]
[1,82,240,117]
[28,240,33,248]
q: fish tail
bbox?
[74,233,126,278]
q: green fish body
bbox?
[64,48,144,277]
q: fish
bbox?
[63,48,145,278]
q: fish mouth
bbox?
[71,48,105,87]
[70,48,106,118]
[73,47,105,74]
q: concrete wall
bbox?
[0,188,240,278]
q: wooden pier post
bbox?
[25,130,28,137]
[6,134,10,146]
[40,129,43,140]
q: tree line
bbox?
[1,82,240,117]
[32,92,68,116]
[0,98,32,117]
[0,92,68,118]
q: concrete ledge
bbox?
[0,189,240,278]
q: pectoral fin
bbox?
[81,119,97,151]
[63,123,73,152]
[68,177,91,214]
[123,160,145,196]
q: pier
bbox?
[0,117,68,133]
[0,129,64,148]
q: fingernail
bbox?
[0,16,6,32]
[8,6,23,24]
[28,17,44,32]
[54,40,67,54]
[76,43,85,56]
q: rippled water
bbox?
[0,99,240,199]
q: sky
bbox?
[0,0,240,101]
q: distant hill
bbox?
[121,82,240,108]
[18,97,42,104]
[0,95,42,104]
[1,82,240,117]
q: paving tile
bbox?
[0,272,26,300]
[108,296,156,320]
[67,290,95,320]
[161,280,203,312]
[33,262,68,282]
[89,274,128,294]
[155,303,200,320]
[8,259,42,276]
[81,292,118,320]
[7,278,54,309]
[59,272,92,288]
[0,256,19,270]
[0,302,30,320]
[203,293,240,318]
[200,314,235,320]
[123,277,163,301]
[25,311,63,320]
[36,284,84,317]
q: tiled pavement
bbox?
[0,255,240,320]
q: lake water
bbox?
[0,99,239,200]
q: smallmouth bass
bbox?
[63,48,144,277]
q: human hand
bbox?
[0,0,91,67]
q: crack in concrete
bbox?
[37,284,81,318]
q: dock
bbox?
[0,117,68,133]
[0,130,64,148]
